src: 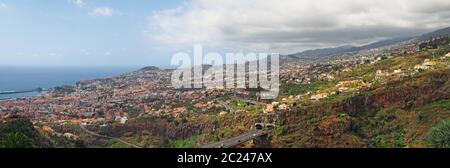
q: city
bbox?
[1,29,449,148]
[1,1,450,166]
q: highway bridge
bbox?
[201,129,271,148]
[202,96,274,148]
[201,123,273,148]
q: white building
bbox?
[393,69,402,74]
[63,133,78,140]
[120,116,128,124]
[414,65,428,71]
[310,93,329,101]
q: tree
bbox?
[74,140,87,148]
[0,132,35,148]
[427,119,450,148]
[0,116,48,148]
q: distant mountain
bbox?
[355,37,414,50]
[139,66,160,71]
[286,26,450,60]
[418,27,450,41]
[288,37,413,59]
[290,45,354,59]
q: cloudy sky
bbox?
[1,0,450,66]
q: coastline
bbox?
[0,91,46,101]
[0,66,141,100]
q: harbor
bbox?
[0,88,45,95]
[0,88,47,100]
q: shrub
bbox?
[427,119,450,148]
[0,132,35,148]
[169,136,198,148]
[0,116,45,148]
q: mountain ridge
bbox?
[285,26,450,60]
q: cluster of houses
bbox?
[414,59,439,71]
[308,80,372,101]
[375,69,406,79]
[0,67,247,127]
[414,52,450,72]
[40,125,79,140]
[264,99,291,113]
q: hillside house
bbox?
[414,65,428,71]
[120,116,128,124]
[264,104,275,113]
[393,69,402,74]
[336,80,363,88]
[423,59,438,67]
[375,70,388,79]
[278,104,289,111]
[310,93,329,101]
[219,111,228,116]
[415,59,439,71]
[342,67,352,72]
[42,126,54,133]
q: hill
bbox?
[286,27,450,60]
[418,27,450,41]
[274,41,450,147]
[0,116,49,148]
[288,37,413,59]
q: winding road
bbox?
[78,96,268,148]
[79,124,141,148]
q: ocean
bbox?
[0,66,138,99]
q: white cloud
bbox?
[69,0,85,8]
[0,2,8,9]
[148,0,450,53]
[90,7,122,16]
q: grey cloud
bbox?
[148,0,450,53]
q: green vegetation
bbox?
[107,139,133,148]
[283,81,336,96]
[169,136,198,148]
[427,120,450,148]
[274,125,288,136]
[123,107,143,118]
[0,132,35,148]
[0,116,49,148]
[215,127,234,140]
[274,44,450,148]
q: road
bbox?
[229,96,259,105]
[201,129,270,148]
[79,124,141,148]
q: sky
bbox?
[1,0,450,67]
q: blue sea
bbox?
[0,66,138,99]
